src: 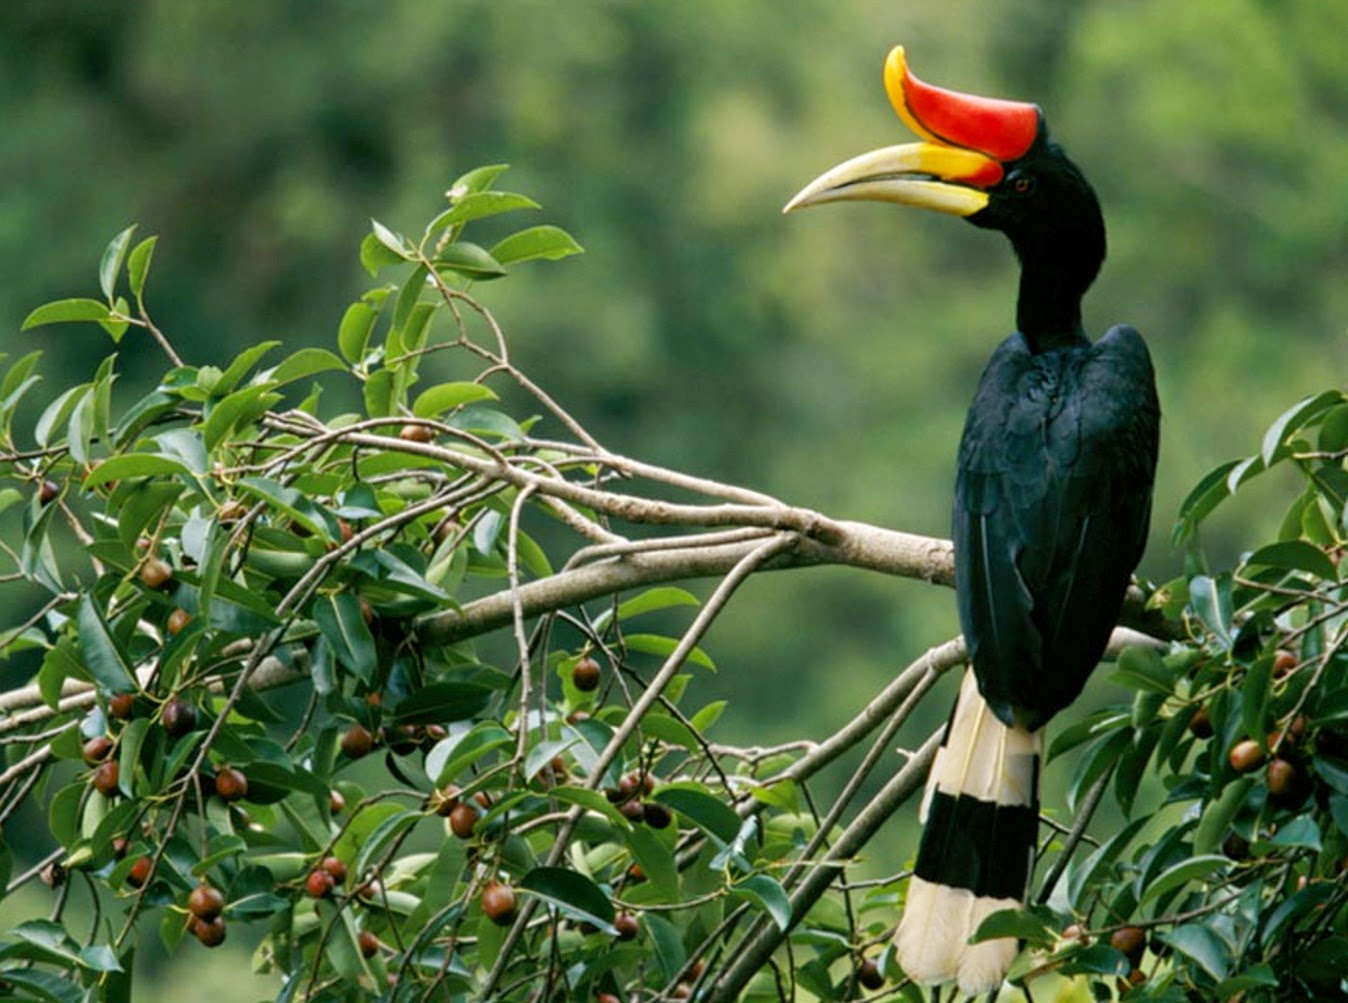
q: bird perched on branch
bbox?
[785,46,1159,995]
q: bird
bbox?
[784,46,1160,995]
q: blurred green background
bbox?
[3,2,1346,998]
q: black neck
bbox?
[1015,259,1089,351]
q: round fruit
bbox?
[572,656,601,692]
[614,912,639,941]
[329,789,346,815]
[162,696,197,738]
[1110,925,1146,965]
[643,802,672,830]
[126,856,152,889]
[92,760,120,796]
[626,864,645,883]
[166,608,192,635]
[670,985,692,1000]
[215,766,249,803]
[481,881,517,926]
[619,799,645,824]
[1188,706,1213,739]
[448,802,479,839]
[1062,923,1088,941]
[188,883,225,922]
[617,774,640,800]
[306,868,335,899]
[1229,739,1265,774]
[1222,831,1251,861]
[338,519,354,544]
[108,692,136,720]
[321,856,348,884]
[595,994,621,1003]
[433,784,462,818]
[858,957,885,990]
[1272,649,1298,676]
[399,423,434,443]
[83,735,114,765]
[1266,757,1297,796]
[38,480,59,505]
[341,723,375,759]
[357,930,381,959]
[139,558,174,590]
[189,914,226,947]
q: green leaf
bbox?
[447,163,511,197]
[370,219,411,258]
[1160,922,1230,981]
[644,913,687,984]
[22,297,112,331]
[425,721,513,785]
[270,347,346,387]
[83,453,195,488]
[624,823,679,901]
[360,232,406,277]
[1245,540,1338,581]
[624,633,716,671]
[1189,574,1233,649]
[1139,855,1228,905]
[1,968,85,1003]
[411,381,498,418]
[76,595,136,693]
[970,907,1056,947]
[352,808,422,880]
[1259,814,1321,852]
[99,225,138,301]
[426,191,539,232]
[127,235,158,301]
[732,873,792,932]
[434,241,506,279]
[519,866,615,929]
[338,301,379,363]
[1240,652,1274,748]
[393,681,493,725]
[1262,390,1342,467]
[1110,645,1173,696]
[312,593,377,683]
[391,262,429,337]
[202,384,282,450]
[653,784,740,843]
[490,225,583,266]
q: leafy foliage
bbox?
[1,173,1346,1002]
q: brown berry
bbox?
[670,985,692,1000]
[39,480,59,504]
[321,856,348,884]
[1266,758,1297,796]
[1062,923,1088,942]
[617,774,640,800]
[858,957,885,990]
[139,557,174,590]
[626,864,645,883]
[338,519,354,544]
[92,760,120,796]
[215,766,249,803]
[481,880,517,925]
[643,802,672,830]
[306,868,335,899]
[619,799,645,824]
[188,883,225,922]
[126,856,152,888]
[432,784,462,818]
[449,802,479,839]
[83,735,114,765]
[595,995,621,1003]
[341,723,375,759]
[399,423,434,443]
[473,790,492,810]
[359,596,375,625]
[688,960,706,980]
[1188,706,1213,739]
[1272,649,1298,677]
[1229,739,1265,774]
[572,656,601,692]
[614,912,639,941]
[189,914,226,947]
[108,692,136,720]
[1222,831,1251,861]
[329,789,346,814]
[166,608,192,635]
[357,929,381,959]
[161,696,197,738]
[1110,925,1146,965]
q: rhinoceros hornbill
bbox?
[785,46,1160,994]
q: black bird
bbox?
[785,46,1159,993]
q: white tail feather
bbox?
[896,668,1042,995]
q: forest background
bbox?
[2,2,1345,999]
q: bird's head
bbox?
[785,46,1104,291]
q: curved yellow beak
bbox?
[783,141,995,217]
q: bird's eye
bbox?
[1010,173,1035,196]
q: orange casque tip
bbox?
[883,45,1039,180]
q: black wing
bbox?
[953,324,1159,731]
